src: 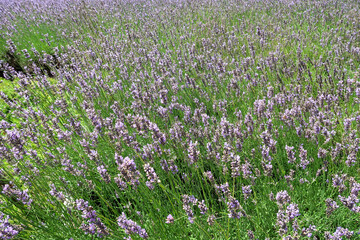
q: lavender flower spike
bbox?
[117,212,148,238]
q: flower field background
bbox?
[1,0,360,239]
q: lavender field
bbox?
[1,0,360,239]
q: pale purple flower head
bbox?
[165,214,174,224]
[117,212,148,238]
[276,190,291,206]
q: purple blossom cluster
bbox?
[182,195,197,223]
[325,198,339,216]
[338,180,360,213]
[75,199,109,237]
[325,227,354,240]
[160,159,178,175]
[2,184,32,206]
[242,185,252,200]
[49,183,65,201]
[181,194,209,223]
[97,165,111,184]
[117,212,148,239]
[215,183,245,219]
[274,190,315,237]
[115,156,141,190]
[143,163,160,190]
[165,214,174,224]
[0,212,19,240]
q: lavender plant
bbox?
[1,0,360,239]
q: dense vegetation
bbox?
[1,0,360,239]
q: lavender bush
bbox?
[1,0,360,239]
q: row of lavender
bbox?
[1,0,360,239]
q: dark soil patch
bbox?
[0,50,58,79]
[0,50,23,79]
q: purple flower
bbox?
[144,163,160,190]
[49,184,65,201]
[97,165,111,183]
[187,141,200,164]
[207,215,216,226]
[332,174,347,193]
[165,214,174,224]
[197,200,208,214]
[182,195,197,223]
[115,156,141,189]
[298,145,309,169]
[203,171,215,185]
[227,197,242,219]
[75,199,109,237]
[2,184,33,206]
[0,212,20,239]
[285,145,296,164]
[276,190,291,206]
[327,227,354,239]
[230,155,241,177]
[325,198,339,216]
[117,212,148,238]
[301,225,316,237]
[242,185,252,200]
[317,148,328,159]
[286,203,300,220]
[241,161,253,179]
